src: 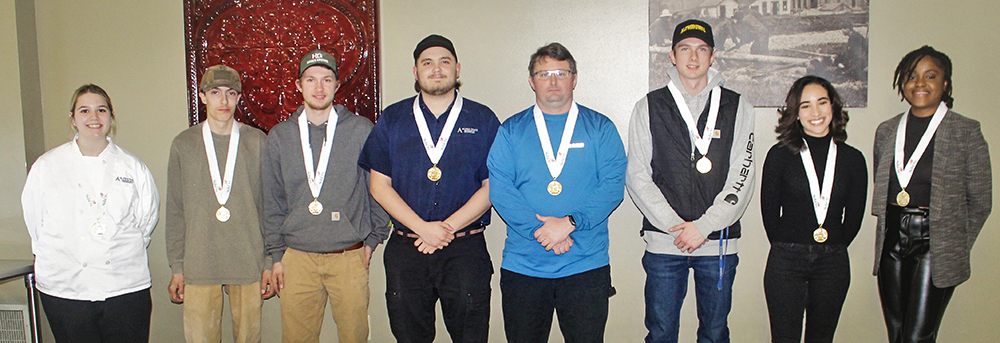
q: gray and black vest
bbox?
[641,85,744,240]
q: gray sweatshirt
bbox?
[261,105,390,263]
[626,66,756,256]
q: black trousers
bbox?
[384,231,493,343]
[501,265,614,343]
[39,288,151,343]
[878,206,954,343]
[763,242,850,343]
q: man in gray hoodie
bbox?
[261,50,390,343]
[626,19,755,343]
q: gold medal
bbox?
[308,199,323,215]
[696,156,712,174]
[547,180,562,196]
[896,189,910,207]
[813,226,828,243]
[427,165,442,181]
[216,205,231,222]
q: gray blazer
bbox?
[872,110,992,288]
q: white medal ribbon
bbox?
[800,139,837,227]
[412,93,463,166]
[533,103,579,180]
[75,136,115,237]
[894,102,947,190]
[298,110,339,200]
[202,122,240,207]
[666,83,721,159]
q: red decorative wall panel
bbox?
[185,0,380,131]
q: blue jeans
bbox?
[643,251,738,343]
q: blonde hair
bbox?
[69,84,117,136]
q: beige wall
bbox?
[3,0,998,341]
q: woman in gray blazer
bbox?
[872,46,992,343]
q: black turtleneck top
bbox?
[760,134,868,245]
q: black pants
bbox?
[878,206,954,343]
[763,242,850,343]
[501,265,614,343]
[384,231,493,343]
[39,288,151,343]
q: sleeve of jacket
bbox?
[261,131,289,263]
[963,119,991,249]
[625,97,686,235]
[364,168,391,249]
[135,159,160,247]
[21,159,45,253]
[165,139,186,274]
[692,96,756,238]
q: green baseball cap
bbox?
[299,50,338,77]
[200,65,242,93]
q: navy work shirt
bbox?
[359,93,500,232]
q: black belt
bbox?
[395,222,485,239]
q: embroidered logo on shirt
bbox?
[114,176,134,184]
[457,127,478,134]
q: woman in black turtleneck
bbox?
[760,76,867,343]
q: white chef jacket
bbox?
[22,137,159,301]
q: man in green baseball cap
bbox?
[166,63,273,342]
[262,50,390,343]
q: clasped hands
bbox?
[533,214,575,255]
[412,221,457,254]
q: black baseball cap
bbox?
[413,34,457,62]
[672,19,714,49]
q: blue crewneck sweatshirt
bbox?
[488,104,626,278]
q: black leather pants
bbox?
[877,206,955,343]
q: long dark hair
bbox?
[775,75,848,152]
[893,45,953,108]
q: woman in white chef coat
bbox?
[22,84,159,343]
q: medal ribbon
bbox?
[666,83,721,158]
[412,93,463,166]
[533,102,579,181]
[202,122,240,207]
[298,110,339,200]
[894,102,947,191]
[800,139,837,227]
[74,136,115,235]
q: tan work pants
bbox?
[280,247,370,343]
[183,282,262,343]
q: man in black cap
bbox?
[626,18,756,342]
[359,34,499,342]
[262,49,390,343]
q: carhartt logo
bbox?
[680,24,706,34]
[457,127,478,134]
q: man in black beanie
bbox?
[360,34,500,343]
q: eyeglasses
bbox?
[532,69,574,80]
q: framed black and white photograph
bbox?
[649,0,869,107]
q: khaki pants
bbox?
[281,247,370,343]
[183,282,262,343]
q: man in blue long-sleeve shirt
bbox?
[487,42,627,343]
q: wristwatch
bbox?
[567,215,576,227]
